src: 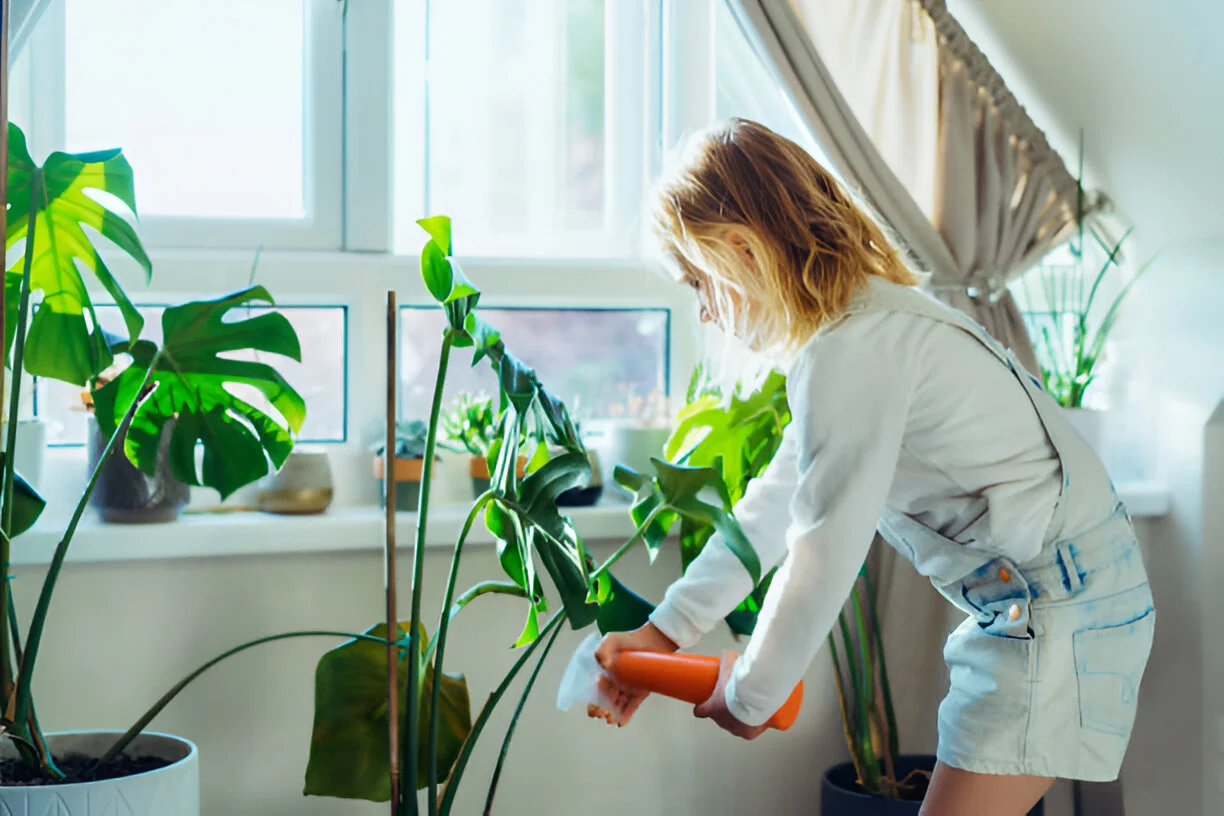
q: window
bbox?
[399,307,670,422]
[35,306,348,446]
[714,0,824,162]
[17,0,342,249]
[393,0,649,258]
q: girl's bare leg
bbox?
[918,761,1054,816]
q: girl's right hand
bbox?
[592,622,679,726]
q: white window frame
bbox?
[26,0,717,521]
[18,0,344,251]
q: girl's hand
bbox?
[693,651,768,741]
[591,623,679,726]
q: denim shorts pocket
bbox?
[1072,606,1155,736]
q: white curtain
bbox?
[727,0,1087,377]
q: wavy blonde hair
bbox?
[649,118,921,358]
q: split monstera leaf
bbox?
[4,121,306,500]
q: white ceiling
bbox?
[947,0,1224,249]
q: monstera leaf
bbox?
[304,622,472,801]
[91,287,305,499]
[5,123,147,385]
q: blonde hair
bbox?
[649,118,921,358]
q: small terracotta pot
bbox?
[469,455,526,496]
[374,456,424,511]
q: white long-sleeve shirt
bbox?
[648,307,1073,727]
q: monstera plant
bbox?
[0,123,320,806]
[299,216,763,816]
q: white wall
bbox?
[12,538,865,816]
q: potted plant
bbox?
[299,215,762,814]
[78,367,190,523]
[375,420,436,512]
[439,392,525,496]
[586,386,675,493]
[656,367,1044,815]
[0,125,311,811]
[1016,136,1156,455]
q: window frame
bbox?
[18,0,345,251]
[19,0,728,517]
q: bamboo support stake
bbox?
[384,291,400,812]
[1,0,12,416]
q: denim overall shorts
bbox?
[854,280,1155,781]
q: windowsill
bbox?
[15,483,1172,567]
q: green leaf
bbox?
[91,286,305,500]
[595,573,656,634]
[5,123,148,386]
[303,621,471,801]
[420,239,453,303]
[0,455,45,538]
[612,464,649,493]
[418,215,453,255]
[498,352,537,414]
[672,496,761,586]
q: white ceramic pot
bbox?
[0,731,198,815]
[1063,407,1106,454]
[586,422,673,491]
[1,419,48,492]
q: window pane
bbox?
[63,0,305,219]
[714,0,823,161]
[395,0,609,256]
[400,308,668,423]
[35,306,346,445]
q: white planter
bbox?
[585,422,673,491]
[1063,407,1106,454]
[1,419,48,493]
[0,731,198,815]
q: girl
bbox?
[593,118,1155,816]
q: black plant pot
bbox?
[821,755,1045,816]
[87,415,190,524]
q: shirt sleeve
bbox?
[647,418,801,649]
[723,322,915,727]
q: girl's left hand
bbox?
[693,651,768,741]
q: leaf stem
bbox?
[438,611,565,816]
[0,172,38,720]
[404,330,455,812]
[96,629,395,766]
[482,619,564,815]
[429,490,496,813]
[13,353,161,729]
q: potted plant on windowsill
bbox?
[0,125,312,812]
[651,366,1043,815]
[438,392,526,497]
[374,420,437,512]
[1017,137,1157,456]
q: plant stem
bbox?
[861,566,899,771]
[827,633,866,790]
[384,292,401,816]
[588,505,664,582]
[403,331,455,813]
[482,619,563,815]
[13,356,160,729]
[850,584,880,791]
[428,490,495,814]
[438,611,565,816]
[424,581,529,667]
[0,173,38,717]
[96,629,396,766]
[6,591,55,775]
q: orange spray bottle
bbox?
[558,634,804,731]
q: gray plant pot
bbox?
[87,415,190,524]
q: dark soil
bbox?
[0,754,171,786]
